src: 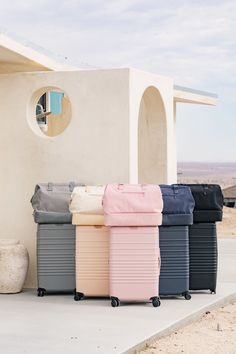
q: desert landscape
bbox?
[178,162,236,188]
[218,207,236,238]
[139,300,236,354]
[138,162,236,354]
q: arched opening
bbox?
[138,86,167,184]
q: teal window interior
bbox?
[50,91,64,115]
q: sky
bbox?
[0,0,235,162]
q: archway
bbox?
[138,86,167,184]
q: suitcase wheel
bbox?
[210,289,216,294]
[111,297,120,307]
[151,297,161,308]
[37,288,46,297]
[74,292,84,301]
[183,292,191,300]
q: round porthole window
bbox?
[29,87,72,138]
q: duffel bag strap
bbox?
[69,181,76,192]
[117,184,146,193]
[47,182,53,191]
[172,185,179,195]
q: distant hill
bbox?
[177,162,236,188]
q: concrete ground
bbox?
[0,239,236,354]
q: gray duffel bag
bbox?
[31,182,81,224]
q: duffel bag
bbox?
[175,184,223,222]
[31,182,79,224]
[70,185,105,225]
[103,183,163,226]
[160,185,195,225]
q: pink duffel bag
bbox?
[103,184,163,226]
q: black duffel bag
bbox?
[175,184,223,222]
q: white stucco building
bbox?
[0,33,218,287]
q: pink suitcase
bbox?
[109,226,161,307]
[103,184,163,226]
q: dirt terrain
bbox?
[139,301,236,354]
[218,207,236,238]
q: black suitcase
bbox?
[189,223,217,293]
[159,225,191,300]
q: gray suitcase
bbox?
[37,224,76,296]
[159,226,191,300]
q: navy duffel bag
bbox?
[160,185,195,226]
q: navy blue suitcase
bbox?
[159,185,194,299]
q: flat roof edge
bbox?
[0,32,77,72]
[174,85,218,99]
[174,85,218,106]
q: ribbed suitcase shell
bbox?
[75,226,109,298]
[159,226,190,299]
[37,224,75,294]
[109,227,160,304]
[189,223,218,292]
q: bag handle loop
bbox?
[69,182,75,192]
[47,182,53,191]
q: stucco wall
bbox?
[0,69,130,287]
[0,67,177,288]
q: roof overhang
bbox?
[174,85,218,106]
[0,33,77,74]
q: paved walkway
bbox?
[0,239,235,354]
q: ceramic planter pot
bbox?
[0,239,29,294]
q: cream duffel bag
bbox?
[70,185,105,225]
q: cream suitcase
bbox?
[74,225,109,300]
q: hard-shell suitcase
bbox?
[37,224,75,296]
[159,226,191,300]
[109,227,161,307]
[159,185,193,299]
[189,223,218,293]
[74,226,109,300]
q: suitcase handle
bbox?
[117,184,147,193]
[47,182,76,192]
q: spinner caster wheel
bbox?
[37,288,46,297]
[111,297,120,307]
[184,292,191,300]
[151,297,161,307]
[74,292,84,301]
